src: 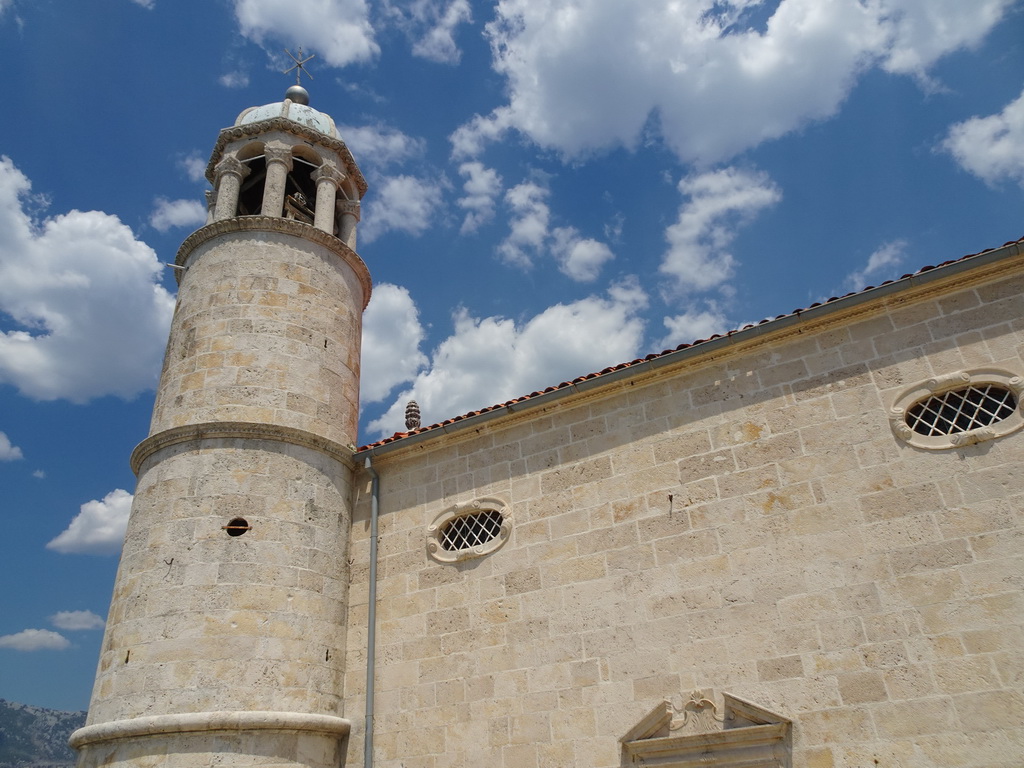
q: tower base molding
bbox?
[71,711,350,768]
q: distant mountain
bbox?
[0,699,85,768]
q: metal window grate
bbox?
[905,384,1017,436]
[438,509,504,552]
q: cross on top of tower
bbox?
[283,47,315,85]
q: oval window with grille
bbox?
[890,369,1024,449]
[427,497,510,563]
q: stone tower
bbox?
[71,86,369,768]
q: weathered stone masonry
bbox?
[72,84,1024,768]
[347,248,1024,768]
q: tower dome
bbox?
[234,87,341,139]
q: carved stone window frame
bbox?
[426,497,511,564]
[890,368,1024,450]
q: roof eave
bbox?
[357,238,1024,459]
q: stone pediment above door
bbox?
[620,690,791,767]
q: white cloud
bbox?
[32,469,44,479]
[0,431,22,460]
[661,167,781,292]
[47,489,133,556]
[219,70,250,89]
[50,610,105,631]
[550,228,614,283]
[130,0,154,8]
[361,283,428,404]
[450,109,513,160]
[842,239,907,292]
[330,127,432,243]
[496,181,615,281]
[382,0,473,63]
[0,629,70,651]
[149,197,207,232]
[232,0,379,68]
[411,0,472,63]
[881,0,1014,77]
[457,162,502,234]
[368,278,647,436]
[452,0,1014,165]
[360,175,439,242]
[179,152,208,183]
[659,306,730,349]
[497,182,550,269]
[943,88,1024,187]
[0,157,175,402]
[337,124,425,168]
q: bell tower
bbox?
[71,86,369,768]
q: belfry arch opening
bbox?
[237,155,267,216]
[284,155,318,223]
[233,149,321,221]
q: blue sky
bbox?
[0,0,1022,712]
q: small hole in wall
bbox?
[324,339,328,348]
[325,649,330,661]
[125,650,130,664]
[224,517,250,537]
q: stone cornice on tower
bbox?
[174,216,372,309]
[129,421,357,476]
[205,117,368,198]
[70,711,351,750]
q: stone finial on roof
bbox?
[405,400,421,431]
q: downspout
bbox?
[362,456,380,768]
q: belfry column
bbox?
[212,156,249,221]
[71,86,369,768]
[261,142,293,217]
[312,163,344,233]
[338,199,360,251]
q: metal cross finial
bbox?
[283,47,315,85]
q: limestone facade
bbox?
[346,243,1024,768]
[72,87,1024,768]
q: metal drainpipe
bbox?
[362,456,380,768]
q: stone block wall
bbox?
[87,439,352,727]
[152,227,366,447]
[345,266,1024,767]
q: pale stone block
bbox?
[795,705,876,745]
[759,358,810,389]
[778,592,839,626]
[873,696,959,738]
[833,582,882,615]
[860,640,912,671]
[733,431,804,469]
[838,670,888,704]
[757,654,804,681]
[883,663,938,700]
[541,552,607,586]
[889,538,973,575]
[862,612,913,643]
[960,558,1024,597]
[651,528,720,566]
[716,464,780,498]
[859,481,943,523]
[936,499,1018,539]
